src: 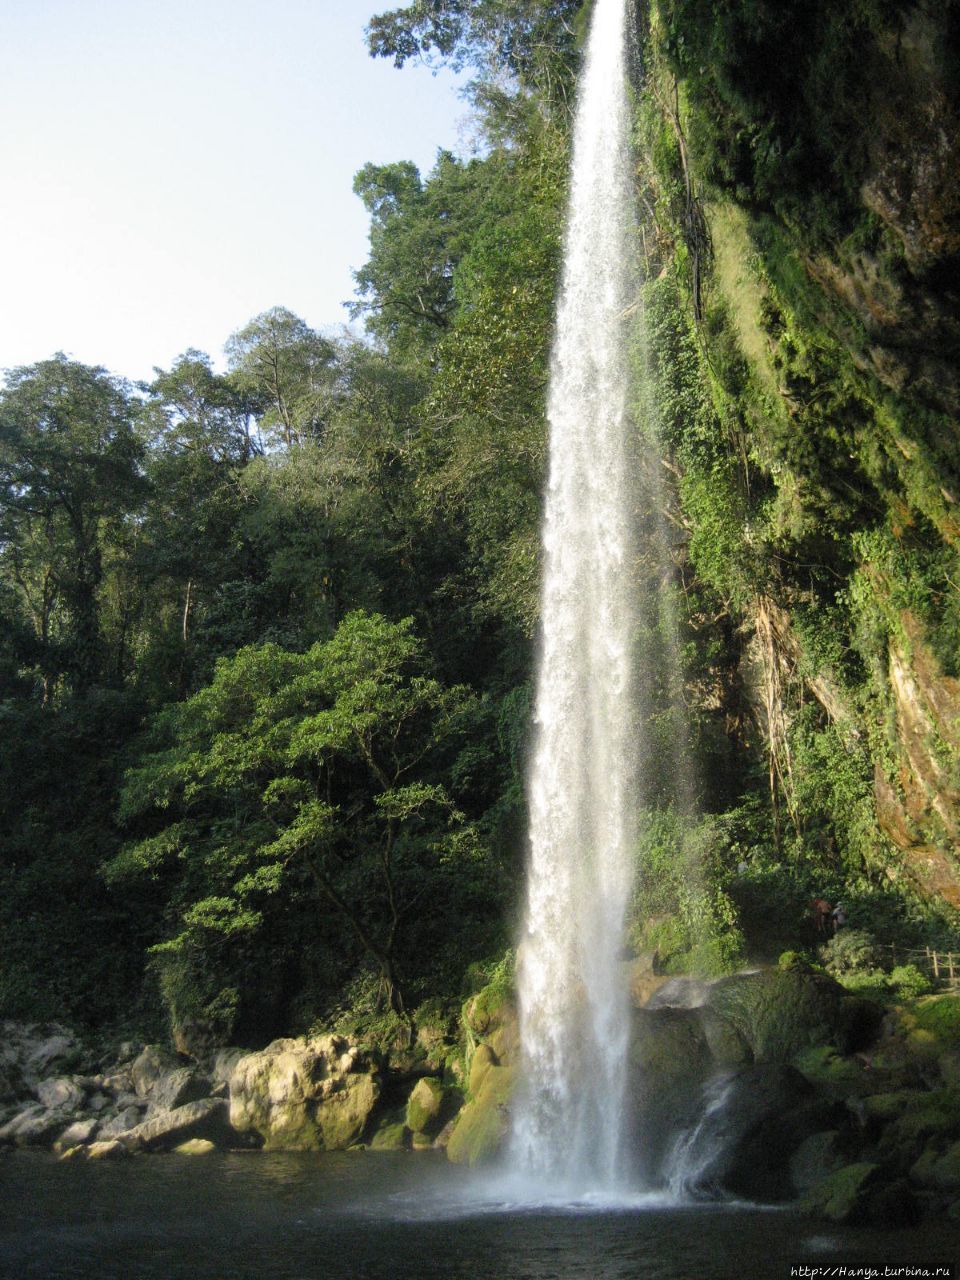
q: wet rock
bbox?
[862,1177,921,1227]
[468,1044,498,1096]
[673,1064,822,1201]
[626,1005,715,1181]
[703,968,878,1061]
[462,986,518,1065]
[406,1077,445,1138]
[697,1008,753,1069]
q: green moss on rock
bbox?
[406,1077,445,1137]
[705,969,870,1062]
[911,1139,960,1190]
[789,1130,845,1194]
[369,1121,410,1151]
[800,1162,883,1222]
[446,1063,515,1167]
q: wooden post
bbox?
[948,953,955,985]
[932,950,941,981]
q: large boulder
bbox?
[801,1162,883,1221]
[53,1119,100,1153]
[789,1130,847,1194]
[130,1046,184,1098]
[146,1067,211,1115]
[446,1063,515,1166]
[462,984,518,1065]
[0,1103,72,1148]
[122,1098,234,1152]
[667,1064,831,1200]
[36,1077,84,1112]
[228,1035,381,1151]
[626,1005,715,1182]
[702,969,880,1062]
[405,1077,447,1141]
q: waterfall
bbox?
[511,0,638,1190]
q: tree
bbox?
[108,611,480,1028]
[366,0,583,93]
[225,308,336,449]
[350,153,493,354]
[0,355,146,694]
[129,351,260,697]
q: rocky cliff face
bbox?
[634,0,960,917]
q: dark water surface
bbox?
[1,1150,957,1280]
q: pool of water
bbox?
[1,1150,957,1280]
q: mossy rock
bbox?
[911,995,960,1046]
[800,1162,883,1222]
[858,1090,918,1121]
[697,1007,753,1068]
[794,1045,874,1093]
[462,974,519,1069]
[882,996,960,1073]
[174,1139,216,1156]
[705,969,877,1063]
[910,1139,960,1189]
[369,1122,410,1152]
[789,1130,846,1194]
[446,1063,515,1167]
[888,1098,960,1146]
[468,1043,497,1097]
[406,1077,446,1137]
[939,1050,960,1088]
[861,1178,921,1227]
[629,1006,712,1089]
[317,1075,381,1151]
[462,984,514,1041]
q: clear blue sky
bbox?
[0,0,464,383]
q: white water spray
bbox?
[511,0,638,1189]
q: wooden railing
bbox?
[875,942,960,986]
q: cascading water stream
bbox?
[510,0,639,1191]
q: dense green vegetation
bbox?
[2,0,958,1047]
